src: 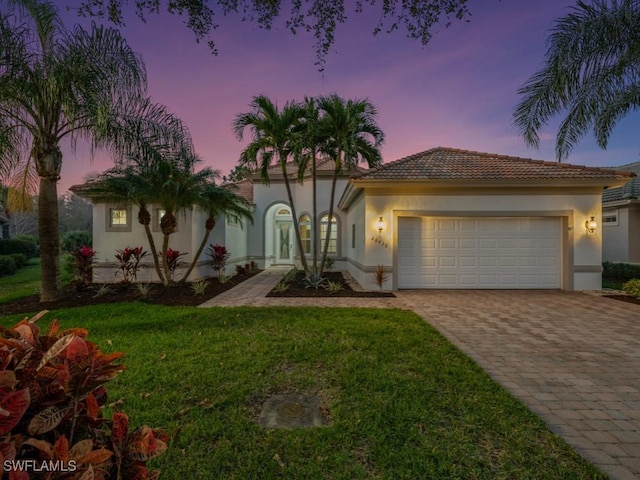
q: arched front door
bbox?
[274,207,293,264]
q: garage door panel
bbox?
[397,217,561,289]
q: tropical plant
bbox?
[0,311,167,479]
[372,264,390,291]
[0,0,192,301]
[71,245,97,290]
[114,246,148,283]
[165,247,187,280]
[93,283,112,298]
[325,280,343,294]
[272,280,289,293]
[514,0,640,161]
[136,282,153,300]
[191,279,208,295]
[316,94,384,273]
[234,95,310,273]
[304,270,326,289]
[207,244,230,278]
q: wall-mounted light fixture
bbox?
[375,216,385,233]
[585,216,597,234]
[371,216,388,248]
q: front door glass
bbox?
[276,221,293,263]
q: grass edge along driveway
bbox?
[1,304,605,479]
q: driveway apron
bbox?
[398,290,640,480]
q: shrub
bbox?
[8,252,27,268]
[61,230,92,253]
[0,238,37,258]
[272,280,289,293]
[325,280,343,295]
[0,311,167,479]
[165,248,187,280]
[0,255,17,276]
[115,246,148,283]
[71,245,97,290]
[235,264,247,275]
[602,262,640,282]
[304,271,326,289]
[191,279,209,296]
[623,279,640,299]
[207,244,230,278]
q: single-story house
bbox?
[73,147,634,290]
[601,161,640,264]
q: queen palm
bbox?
[514,0,640,161]
[234,95,310,273]
[316,94,384,274]
[0,0,191,300]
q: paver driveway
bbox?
[398,290,640,480]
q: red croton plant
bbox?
[0,311,167,479]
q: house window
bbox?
[152,207,178,233]
[110,209,127,226]
[352,223,356,249]
[603,211,618,226]
[106,205,132,232]
[299,214,311,254]
[320,214,338,254]
[157,209,166,226]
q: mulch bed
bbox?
[266,271,395,298]
[0,270,262,317]
[601,294,640,306]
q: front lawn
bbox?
[2,305,604,479]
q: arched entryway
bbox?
[265,203,294,265]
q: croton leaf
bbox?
[53,435,69,462]
[23,438,53,459]
[0,388,30,436]
[8,470,30,480]
[69,439,94,460]
[66,336,90,361]
[76,447,113,465]
[86,391,100,419]
[37,334,75,371]
[27,406,72,435]
[111,412,129,443]
[0,371,17,389]
[77,465,95,480]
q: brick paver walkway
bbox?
[199,270,640,479]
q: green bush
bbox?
[8,252,27,268]
[60,229,92,252]
[0,238,37,258]
[602,262,640,282]
[623,279,640,299]
[0,255,17,276]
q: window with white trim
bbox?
[299,214,311,254]
[320,214,338,254]
[105,205,132,232]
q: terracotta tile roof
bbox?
[353,147,636,182]
[602,161,640,203]
[254,157,368,177]
[224,178,254,205]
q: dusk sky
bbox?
[56,0,640,193]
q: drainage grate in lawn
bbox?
[259,394,328,428]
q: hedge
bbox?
[0,255,17,276]
[602,262,640,282]
[0,239,37,258]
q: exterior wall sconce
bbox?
[585,216,597,234]
[371,216,388,248]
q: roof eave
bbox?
[351,177,632,188]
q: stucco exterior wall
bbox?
[343,188,603,291]
[628,204,640,263]
[602,206,629,263]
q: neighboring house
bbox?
[73,147,634,290]
[601,161,640,264]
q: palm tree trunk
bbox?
[319,159,340,274]
[38,175,63,301]
[312,148,318,272]
[160,234,171,285]
[138,205,165,284]
[180,217,214,283]
[281,161,310,273]
[35,147,63,302]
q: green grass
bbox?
[0,256,73,303]
[2,305,604,479]
[602,279,624,290]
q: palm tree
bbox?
[513,0,640,161]
[0,0,191,300]
[316,94,384,274]
[233,95,310,273]
[180,182,253,282]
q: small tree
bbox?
[71,245,97,290]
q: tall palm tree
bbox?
[233,95,310,273]
[0,0,191,300]
[514,0,640,161]
[316,94,384,274]
[180,182,253,282]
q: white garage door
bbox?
[397,217,561,289]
